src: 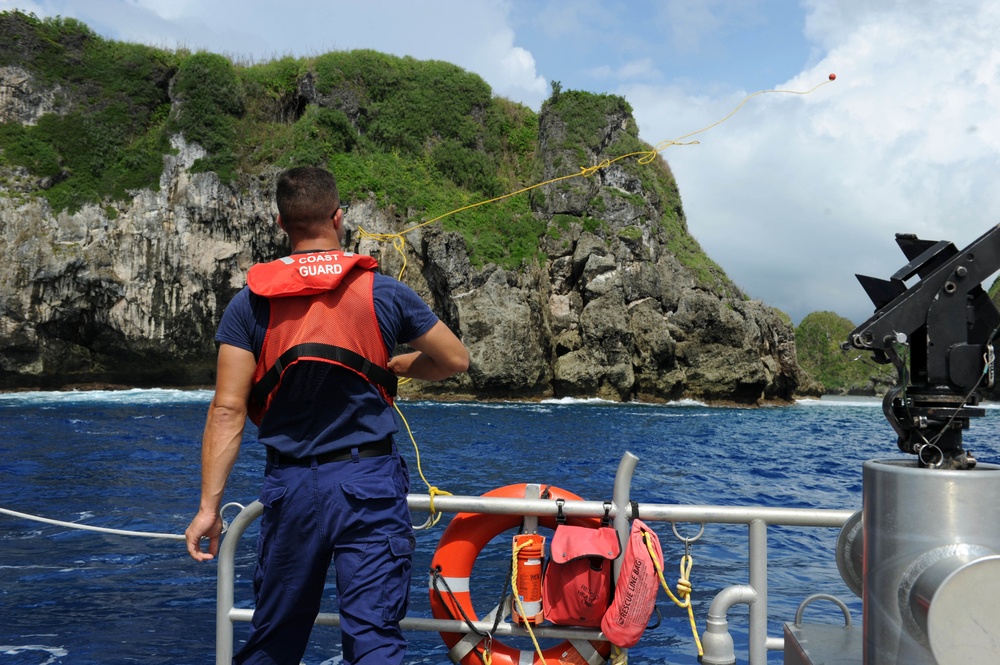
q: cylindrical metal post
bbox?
[216,501,263,665]
[748,519,768,665]
[611,451,639,582]
[863,459,1000,664]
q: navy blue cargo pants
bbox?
[233,446,415,665]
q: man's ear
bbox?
[276,214,285,230]
[332,207,346,246]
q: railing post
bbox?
[216,501,263,665]
[748,518,768,664]
[611,451,639,581]
[607,451,639,660]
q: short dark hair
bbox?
[275,167,340,230]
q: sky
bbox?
[4,0,1000,325]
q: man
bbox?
[185,166,469,664]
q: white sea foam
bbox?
[665,398,710,407]
[0,388,213,406]
[540,396,617,405]
[0,645,69,664]
[796,396,882,408]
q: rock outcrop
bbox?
[0,53,819,403]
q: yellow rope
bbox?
[643,531,704,657]
[482,633,493,665]
[356,78,835,279]
[372,77,836,534]
[357,230,409,281]
[510,539,548,664]
[392,396,451,527]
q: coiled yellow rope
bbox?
[644,531,704,657]
[609,530,704,664]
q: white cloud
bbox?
[589,58,659,84]
[461,23,548,106]
[273,1,548,106]
[128,0,198,21]
[624,0,1000,324]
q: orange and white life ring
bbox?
[428,483,611,665]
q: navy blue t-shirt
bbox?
[215,270,439,457]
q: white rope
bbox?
[0,506,186,541]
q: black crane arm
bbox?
[845,224,1000,468]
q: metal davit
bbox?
[818,224,1000,665]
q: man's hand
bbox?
[185,343,254,562]
[389,321,469,381]
[185,508,224,561]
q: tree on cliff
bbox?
[795,311,896,394]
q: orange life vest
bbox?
[245,251,397,426]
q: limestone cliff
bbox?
[0,15,819,402]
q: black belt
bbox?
[267,438,394,466]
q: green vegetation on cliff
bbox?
[0,9,715,276]
[795,311,895,393]
[0,12,175,211]
[168,52,244,181]
[537,87,735,296]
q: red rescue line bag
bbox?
[600,519,663,648]
[541,524,620,627]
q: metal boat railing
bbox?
[215,452,855,664]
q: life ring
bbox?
[428,483,611,665]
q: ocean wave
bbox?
[795,396,882,407]
[0,645,68,665]
[0,388,214,406]
[408,396,711,408]
[665,398,710,407]
[540,396,619,405]
[798,396,1000,409]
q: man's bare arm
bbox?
[387,320,469,381]
[185,343,256,561]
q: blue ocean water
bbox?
[3,390,1000,664]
